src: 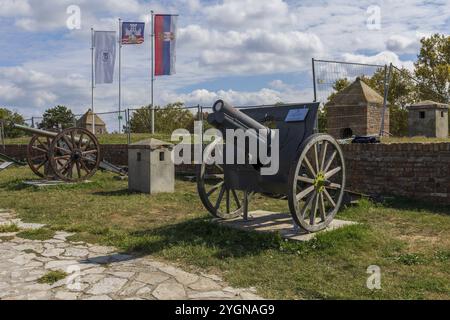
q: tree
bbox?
[129,102,195,134]
[39,105,76,130]
[414,33,450,103]
[0,108,26,138]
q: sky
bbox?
[0,0,449,131]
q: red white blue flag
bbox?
[154,14,177,76]
[121,22,145,45]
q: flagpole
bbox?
[91,27,95,135]
[151,10,155,134]
[119,18,122,134]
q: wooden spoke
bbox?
[78,133,84,148]
[327,183,342,190]
[297,175,314,184]
[324,166,342,179]
[76,161,81,178]
[82,149,98,155]
[54,155,71,160]
[310,194,319,225]
[32,146,47,154]
[35,159,48,171]
[323,150,337,173]
[323,189,336,208]
[296,185,315,201]
[207,181,224,197]
[319,193,326,221]
[313,143,319,173]
[215,185,226,210]
[62,135,74,151]
[319,141,328,172]
[303,156,316,177]
[55,146,71,154]
[300,192,315,219]
[80,159,89,172]
[31,154,46,161]
[36,138,48,151]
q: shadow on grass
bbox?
[381,196,450,216]
[92,189,140,196]
[115,217,284,260]
[107,217,371,262]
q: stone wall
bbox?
[3,143,450,205]
[341,143,450,204]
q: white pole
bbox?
[119,18,122,134]
[151,11,155,134]
[91,28,95,134]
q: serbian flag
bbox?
[154,14,177,76]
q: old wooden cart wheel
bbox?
[49,128,101,182]
[197,139,251,219]
[288,134,346,233]
[27,134,52,178]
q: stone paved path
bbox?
[0,210,262,300]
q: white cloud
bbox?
[386,35,420,53]
[0,0,31,17]
[205,0,290,29]
[342,51,415,71]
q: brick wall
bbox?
[4,143,450,204]
[341,143,450,204]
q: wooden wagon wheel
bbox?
[48,128,101,182]
[27,135,52,178]
[288,134,346,233]
[197,139,252,220]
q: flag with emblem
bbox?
[121,22,145,45]
[154,14,177,76]
[94,31,116,84]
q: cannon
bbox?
[11,124,102,182]
[197,100,346,233]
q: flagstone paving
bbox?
[0,210,262,300]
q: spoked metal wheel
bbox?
[197,139,251,219]
[27,135,52,178]
[288,134,346,233]
[49,128,101,182]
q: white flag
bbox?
[94,31,116,84]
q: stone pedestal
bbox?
[128,139,174,194]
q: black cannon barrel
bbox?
[209,100,272,139]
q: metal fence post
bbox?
[380,63,392,137]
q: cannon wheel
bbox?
[48,128,101,182]
[27,135,52,178]
[197,139,251,219]
[288,134,346,233]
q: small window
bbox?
[137,152,141,162]
[159,152,165,161]
[441,111,445,118]
[419,111,425,119]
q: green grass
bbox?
[38,271,68,285]
[3,133,173,145]
[17,228,55,241]
[0,167,450,299]
[0,223,20,233]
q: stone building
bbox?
[326,78,389,139]
[407,100,449,138]
[76,109,107,134]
